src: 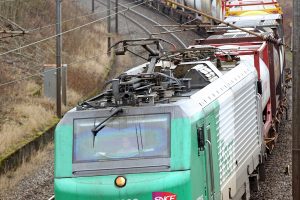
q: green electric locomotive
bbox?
[54,38,272,200]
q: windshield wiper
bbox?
[91,107,123,147]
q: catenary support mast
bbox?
[56,0,62,118]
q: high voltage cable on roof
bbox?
[0,0,148,57]
[27,0,139,33]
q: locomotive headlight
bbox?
[115,176,126,188]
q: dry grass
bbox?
[0,142,53,194]
[0,100,55,155]
[0,0,113,157]
[66,88,83,107]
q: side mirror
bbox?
[197,127,205,155]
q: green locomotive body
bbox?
[55,47,264,200]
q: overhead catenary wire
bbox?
[1,36,171,88]
[0,54,105,87]
[27,0,139,33]
[154,24,226,28]
[151,17,199,36]
[0,14,26,31]
[147,3,178,24]
[0,0,148,57]
[95,0,174,49]
[0,0,16,3]
[115,0,187,48]
[145,6,200,36]
[0,11,28,39]
[147,3,199,31]
[151,27,197,35]
[0,0,148,87]
[0,0,192,81]
[0,44,128,87]
[166,0,284,46]
[0,33,24,39]
[150,0,293,52]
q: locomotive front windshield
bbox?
[73,114,170,163]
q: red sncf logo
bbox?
[152,192,177,200]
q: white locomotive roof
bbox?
[174,55,257,118]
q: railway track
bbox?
[96,0,164,50]
[116,0,187,48]
[250,80,292,199]
[95,0,189,50]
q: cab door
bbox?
[196,113,220,200]
[205,123,215,200]
[204,113,220,200]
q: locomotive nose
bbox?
[54,170,192,200]
[115,171,191,200]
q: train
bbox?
[54,0,289,199]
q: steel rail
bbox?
[96,0,187,48]
[118,0,187,48]
[121,13,164,50]
[95,0,164,50]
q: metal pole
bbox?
[293,0,300,198]
[107,0,111,54]
[115,0,118,33]
[92,0,95,13]
[56,0,62,118]
[62,64,67,106]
